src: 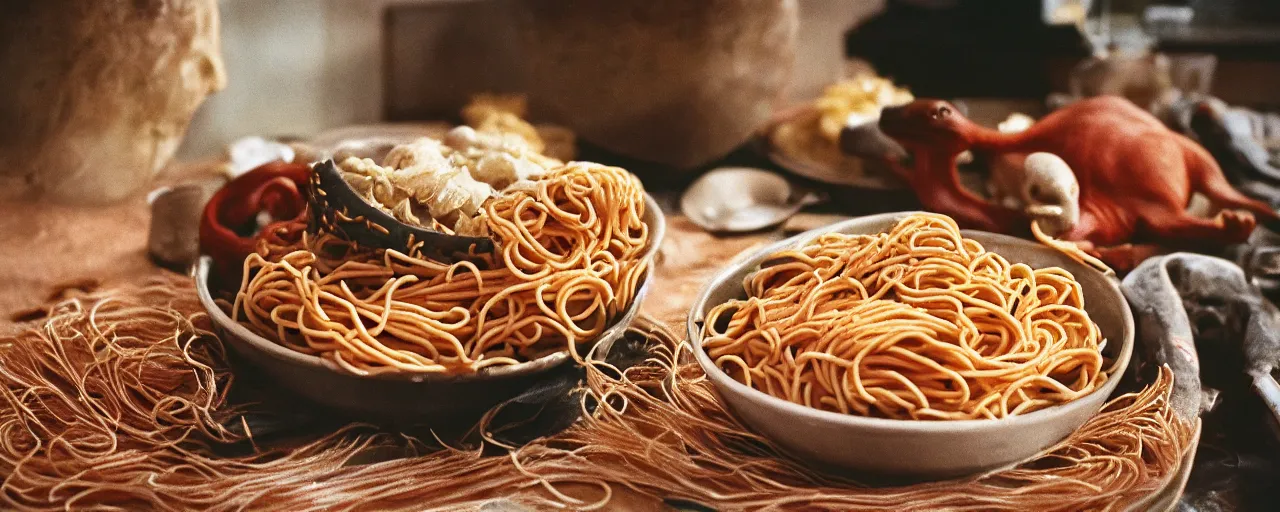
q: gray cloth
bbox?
[1123,253,1280,421]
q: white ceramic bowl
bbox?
[688,211,1133,477]
[196,194,664,422]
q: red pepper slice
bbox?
[199,161,311,280]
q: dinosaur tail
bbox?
[1185,137,1280,232]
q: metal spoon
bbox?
[680,167,824,233]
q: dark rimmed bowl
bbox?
[688,211,1134,477]
[196,194,664,422]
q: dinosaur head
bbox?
[878,99,974,154]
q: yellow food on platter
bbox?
[770,74,913,170]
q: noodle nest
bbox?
[703,213,1108,420]
[0,280,1194,511]
[233,162,651,376]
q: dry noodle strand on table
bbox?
[0,276,1194,511]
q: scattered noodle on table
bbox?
[0,280,1196,510]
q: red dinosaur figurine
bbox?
[877,96,1280,267]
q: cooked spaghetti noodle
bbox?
[233,162,650,375]
[1031,219,1116,278]
[703,213,1107,420]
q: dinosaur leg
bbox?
[1183,137,1280,227]
[1138,206,1257,246]
[1059,209,1102,242]
[1197,166,1279,216]
[899,150,1025,233]
[1088,244,1166,272]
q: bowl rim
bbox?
[687,210,1135,432]
[195,192,665,383]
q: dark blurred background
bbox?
[846,0,1280,106]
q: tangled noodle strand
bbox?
[234,163,649,375]
[0,276,1193,511]
[704,213,1107,420]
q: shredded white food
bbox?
[337,125,562,236]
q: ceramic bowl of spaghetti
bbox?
[688,211,1133,477]
[196,125,663,422]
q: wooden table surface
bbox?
[0,162,219,331]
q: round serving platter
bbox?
[758,98,1021,194]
